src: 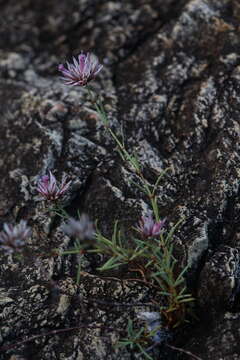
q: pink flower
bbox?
[58,52,103,86]
[37,171,71,201]
[137,214,165,238]
[0,220,31,254]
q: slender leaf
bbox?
[136,344,154,360]
[173,266,189,286]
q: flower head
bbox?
[37,171,71,201]
[137,311,171,344]
[137,214,165,238]
[62,214,95,240]
[0,220,31,254]
[58,52,103,86]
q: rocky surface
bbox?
[1,0,240,359]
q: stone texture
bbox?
[184,312,240,360]
[1,0,240,359]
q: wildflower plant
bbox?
[0,51,195,358]
[117,313,172,360]
[58,51,194,351]
[118,313,200,360]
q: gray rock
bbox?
[1,0,240,359]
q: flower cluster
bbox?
[0,220,31,254]
[62,214,95,240]
[37,171,71,202]
[137,214,165,238]
[58,52,103,86]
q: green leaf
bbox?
[97,255,123,271]
[173,266,189,286]
[129,247,146,261]
[152,270,173,286]
[97,234,114,248]
[178,297,195,303]
[164,218,184,245]
[112,220,119,247]
[152,168,170,195]
[76,258,82,285]
[116,340,132,348]
[158,290,171,296]
[61,249,81,255]
[136,344,154,360]
[128,178,146,193]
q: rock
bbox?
[1,0,240,359]
[185,312,240,360]
[198,246,240,312]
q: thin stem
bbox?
[166,344,203,360]
[0,324,115,352]
[86,85,141,173]
[85,298,159,308]
[76,254,83,285]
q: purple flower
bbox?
[62,214,95,240]
[58,52,103,86]
[37,171,71,201]
[137,214,165,238]
[0,220,31,254]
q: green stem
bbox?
[86,85,141,173]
